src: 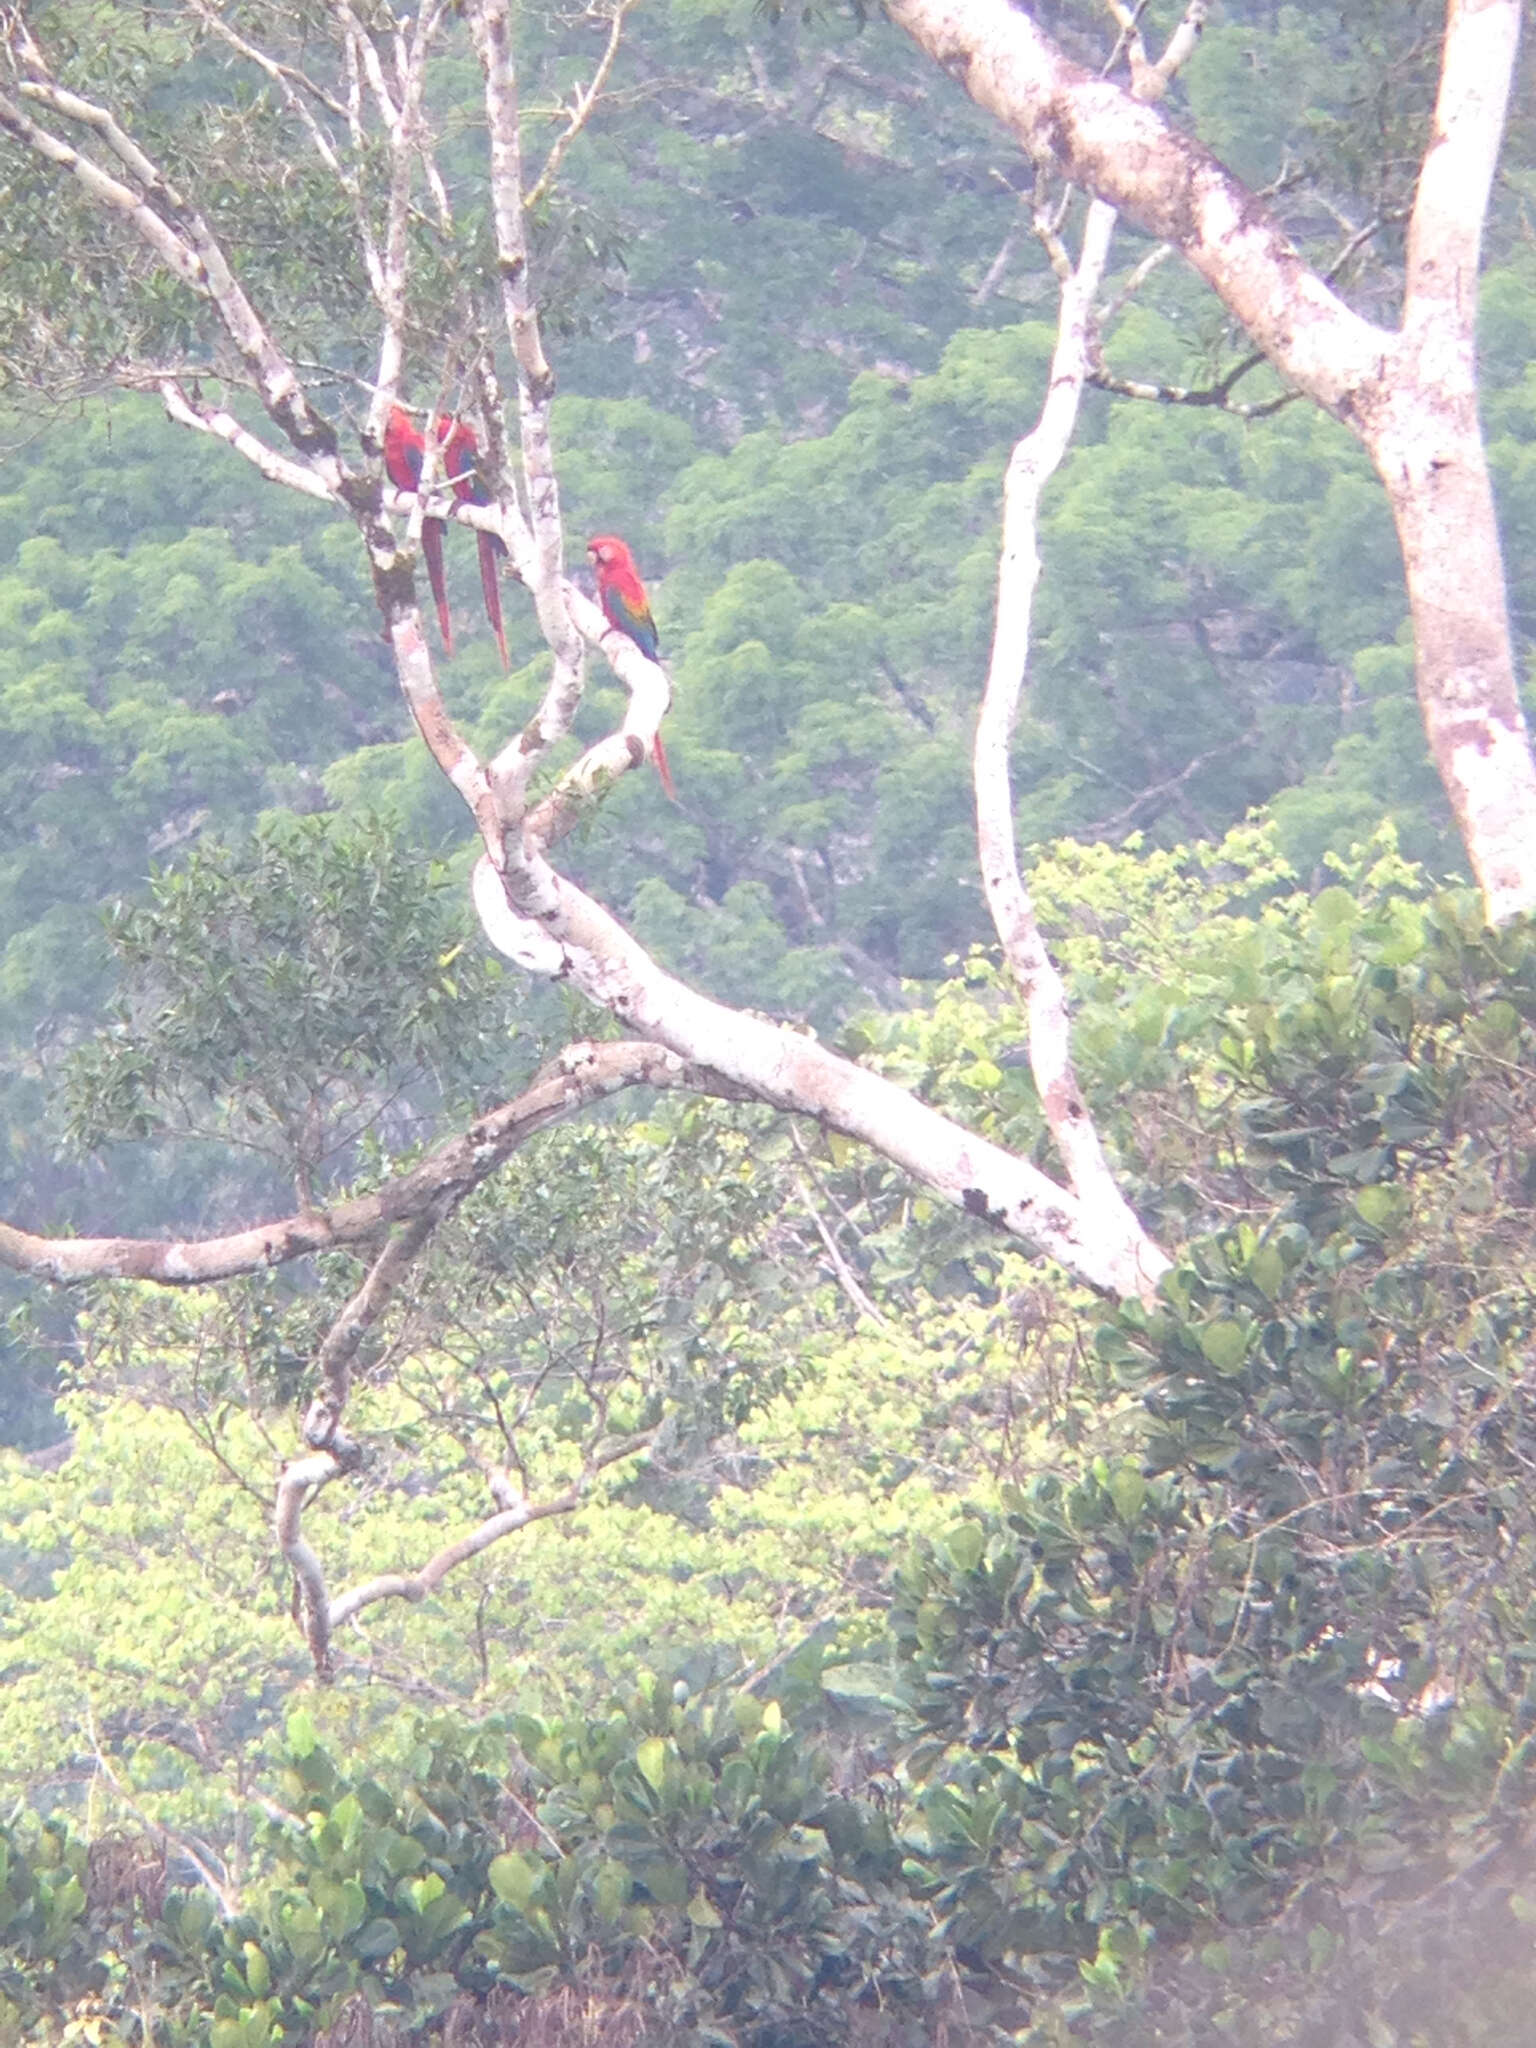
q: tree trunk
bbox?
[1369,385,1536,923]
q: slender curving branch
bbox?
[523,0,637,214]
[83,1710,238,1915]
[254,1035,711,1679]
[1088,208,1397,424]
[328,1433,652,1633]
[276,1446,352,1676]
[158,379,338,500]
[279,1202,449,1677]
[185,0,351,164]
[0,1042,731,1287]
[0,85,205,286]
[356,0,451,426]
[282,1395,652,1677]
[968,0,1213,1290]
[793,1173,891,1331]
[973,196,1166,1295]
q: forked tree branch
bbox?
[281,1428,652,1680]
[185,0,352,167]
[1089,362,1296,421]
[884,0,1389,418]
[0,78,344,480]
[276,1166,657,1680]
[1089,211,1397,422]
[360,0,451,423]
[1104,0,1207,102]
[327,1434,652,1633]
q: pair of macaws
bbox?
[382,406,508,670]
[383,405,673,799]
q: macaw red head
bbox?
[384,404,419,450]
[587,535,636,573]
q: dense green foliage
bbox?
[61,814,518,1207]
[3,844,1536,2040]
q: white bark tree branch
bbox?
[884,0,1391,417]
[358,0,449,427]
[327,1433,652,1633]
[469,859,1161,1301]
[469,0,588,811]
[974,197,1168,1293]
[885,0,1536,923]
[1369,0,1536,926]
[969,3,1213,1292]
[0,72,345,483]
[275,1185,656,1680]
[1104,0,1207,102]
[157,378,337,501]
[185,0,352,175]
[280,1429,651,1679]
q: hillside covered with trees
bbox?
[0,0,1535,2039]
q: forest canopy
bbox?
[0,0,1534,2041]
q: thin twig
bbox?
[523,0,636,213]
[83,1710,237,1915]
[793,1173,891,1330]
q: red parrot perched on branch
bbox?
[382,406,453,656]
[439,415,509,673]
[587,534,675,801]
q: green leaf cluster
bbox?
[61,811,517,1199]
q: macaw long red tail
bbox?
[477,531,508,672]
[652,731,677,803]
[421,517,453,656]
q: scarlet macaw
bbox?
[587,534,675,801]
[439,416,509,672]
[382,406,453,655]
